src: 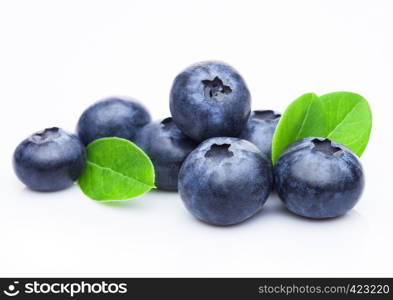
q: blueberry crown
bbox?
[205,143,234,162]
[29,127,61,144]
[253,110,281,120]
[202,76,232,101]
[311,138,341,155]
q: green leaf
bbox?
[320,91,372,157]
[271,91,372,164]
[271,93,327,164]
[78,137,155,201]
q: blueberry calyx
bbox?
[253,110,281,121]
[29,127,60,144]
[202,76,232,101]
[205,143,234,162]
[160,117,176,130]
[311,138,341,155]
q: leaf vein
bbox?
[327,102,361,138]
[86,161,153,189]
[295,101,312,140]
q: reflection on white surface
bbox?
[0,183,375,277]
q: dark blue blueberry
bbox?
[274,137,364,219]
[239,110,281,160]
[178,137,273,225]
[170,61,251,142]
[135,117,198,190]
[13,127,86,191]
[77,97,151,145]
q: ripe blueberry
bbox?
[274,137,364,219]
[239,110,281,159]
[13,127,86,191]
[136,117,198,190]
[179,137,273,225]
[170,61,251,142]
[77,97,151,145]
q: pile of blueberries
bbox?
[13,61,364,226]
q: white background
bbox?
[0,0,392,277]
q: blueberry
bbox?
[239,110,281,159]
[77,97,151,145]
[13,127,86,191]
[178,137,273,225]
[274,137,364,219]
[170,61,251,142]
[136,117,198,190]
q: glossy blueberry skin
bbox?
[179,137,273,225]
[170,61,251,142]
[77,97,151,145]
[135,117,198,190]
[239,110,281,160]
[274,137,364,219]
[13,127,86,191]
